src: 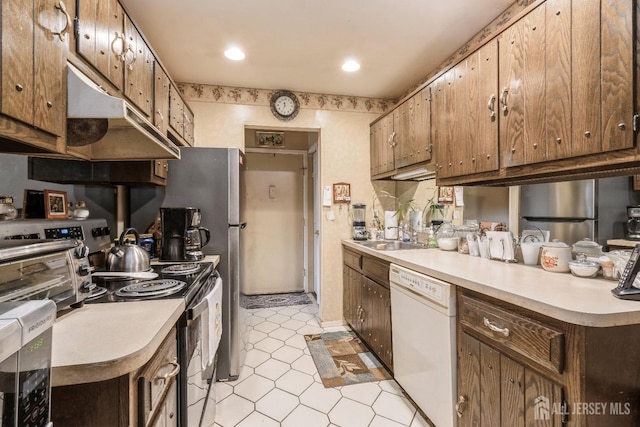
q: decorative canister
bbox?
[0,196,18,220]
[540,240,572,273]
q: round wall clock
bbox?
[270,90,300,121]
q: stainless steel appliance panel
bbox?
[520,219,596,244]
[520,179,596,219]
[148,147,247,381]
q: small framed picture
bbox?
[44,190,68,219]
[438,186,454,203]
[333,182,351,204]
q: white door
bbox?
[243,152,304,294]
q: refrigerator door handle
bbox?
[522,217,591,223]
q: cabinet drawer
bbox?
[459,294,564,373]
[343,248,362,270]
[362,255,390,288]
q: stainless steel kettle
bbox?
[106,228,150,272]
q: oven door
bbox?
[182,274,221,427]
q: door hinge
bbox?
[633,114,639,133]
[73,16,79,39]
[428,144,433,153]
[427,92,432,102]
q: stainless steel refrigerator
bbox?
[519,179,597,244]
[154,147,247,381]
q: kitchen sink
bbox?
[355,240,428,250]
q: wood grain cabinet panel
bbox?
[153,62,170,136]
[342,248,393,372]
[1,0,66,142]
[413,86,432,165]
[124,15,153,118]
[169,83,184,136]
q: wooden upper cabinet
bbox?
[370,112,395,178]
[499,4,546,168]
[124,15,153,117]
[76,0,125,91]
[413,86,432,165]
[597,0,633,153]
[1,0,66,139]
[394,99,412,168]
[183,105,195,146]
[169,83,184,136]
[153,62,170,136]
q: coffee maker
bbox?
[160,207,211,260]
[626,205,640,240]
[352,203,368,241]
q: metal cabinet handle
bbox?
[124,42,137,70]
[156,110,164,123]
[113,32,126,60]
[456,395,467,418]
[500,87,509,112]
[387,131,397,147]
[53,1,71,42]
[483,317,510,337]
[487,94,496,118]
[159,358,180,383]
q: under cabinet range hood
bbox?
[66,64,180,160]
[391,166,436,181]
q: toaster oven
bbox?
[0,240,93,311]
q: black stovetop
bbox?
[85,262,214,306]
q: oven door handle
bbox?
[187,276,221,320]
[188,296,208,320]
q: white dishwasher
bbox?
[390,263,456,427]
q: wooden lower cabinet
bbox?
[342,248,393,371]
[457,289,640,426]
[51,328,178,427]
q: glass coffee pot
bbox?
[185,226,210,261]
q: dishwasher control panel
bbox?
[389,263,453,309]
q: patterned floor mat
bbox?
[305,329,392,388]
[241,292,313,309]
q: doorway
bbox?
[243,129,320,299]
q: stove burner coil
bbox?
[115,279,187,299]
[85,286,107,301]
[161,263,202,275]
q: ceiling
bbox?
[120,0,515,99]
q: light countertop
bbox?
[343,240,640,328]
[52,299,184,387]
[607,239,640,248]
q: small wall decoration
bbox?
[438,186,454,203]
[256,131,285,147]
[333,183,351,204]
[44,190,68,219]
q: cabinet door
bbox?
[77,0,124,90]
[1,0,34,127]
[394,99,412,168]
[379,113,395,174]
[33,0,67,136]
[433,68,458,178]
[544,0,571,161]
[457,332,481,426]
[473,40,499,174]
[183,106,195,145]
[153,63,170,135]
[377,284,392,370]
[124,15,153,117]
[413,86,432,164]
[499,4,546,167]
[369,121,380,176]
[169,84,184,136]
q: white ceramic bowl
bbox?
[438,237,458,251]
[569,260,600,278]
[540,241,572,273]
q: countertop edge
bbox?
[342,240,640,327]
[51,299,185,387]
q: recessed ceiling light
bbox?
[342,60,360,72]
[224,47,245,61]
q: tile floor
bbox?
[214,302,430,427]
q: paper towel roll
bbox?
[384,211,398,240]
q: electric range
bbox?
[84,260,220,426]
[85,262,214,305]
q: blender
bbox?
[352,204,368,241]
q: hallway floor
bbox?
[214,302,430,427]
